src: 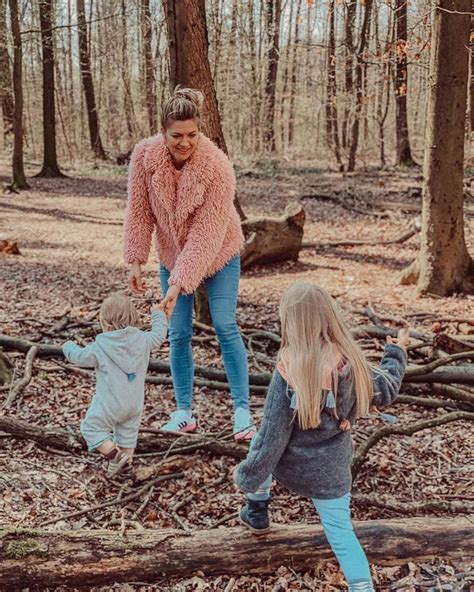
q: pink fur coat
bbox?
[123,134,244,294]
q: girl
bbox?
[234,283,409,592]
[63,293,168,475]
[124,87,254,440]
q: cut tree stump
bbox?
[0,517,471,588]
[240,202,305,269]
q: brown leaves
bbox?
[0,240,20,255]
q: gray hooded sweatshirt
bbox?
[235,344,407,499]
[63,310,167,449]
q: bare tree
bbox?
[164,0,228,153]
[262,0,281,152]
[399,0,473,295]
[164,0,244,323]
[394,0,416,166]
[8,0,28,190]
[76,0,106,160]
[326,0,342,166]
[0,0,13,140]
[347,0,373,171]
[142,0,157,135]
[36,0,64,177]
[342,0,357,149]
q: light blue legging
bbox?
[247,446,373,590]
[159,255,249,411]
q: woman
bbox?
[124,87,254,440]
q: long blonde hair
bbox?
[279,282,372,430]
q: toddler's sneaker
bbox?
[233,407,255,441]
[106,448,131,477]
[239,498,271,535]
[161,410,197,434]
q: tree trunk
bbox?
[262,0,281,152]
[241,203,305,269]
[394,0,415,167]
[76,0,106,160]
[326,0,342,166]
[342,0,356,149]
[1,518,472,588]
[347,0,373,172]
[36,0,64,177]
[121,0,137,142]
[163,0,244,323]
[416,0,473,295]
[141,0,157,135]
[287,0,302,147]
[164,0,227,153]
[7,0,28,190]
[0,0,13,139]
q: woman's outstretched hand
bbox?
[128,262,146,294]
[161,284,181,318]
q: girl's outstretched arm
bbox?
[235,370,294,493]
[63,342,98,368]
[372,342,408,407]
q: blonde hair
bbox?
[279,283,372,430]
[100,293,140,331]
[160,86,204,130]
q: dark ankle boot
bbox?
[239,498,271,535]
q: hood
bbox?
[96,327,144,379]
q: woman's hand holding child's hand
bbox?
[153,302,172,320]
[386,327,410,351]
[161,284,181,319]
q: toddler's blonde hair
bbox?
[100,293,140,331]
[279,282,372,430]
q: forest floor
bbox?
[0,158,473,592]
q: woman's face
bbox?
[164,119,199,165]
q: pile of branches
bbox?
[0,305,473,480]
[0,305,473,587]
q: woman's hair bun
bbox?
[173,86,204,109]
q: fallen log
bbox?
[0,517,471,588]
[240,202,305,269]
[404,366,474,386]
[0,334,272,386]
[0,416,247,459]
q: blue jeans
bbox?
[159,255,249,410]
[247,442,372,587]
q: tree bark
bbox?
[0,518,472,588]
[7,0,28,190]
[76,0,106,160]
[141,0,157,135]
[394,0,415,166]
[416,0,473,295]
[36,0,64,177]
[0,0,13,139]
[262,0,281,152]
